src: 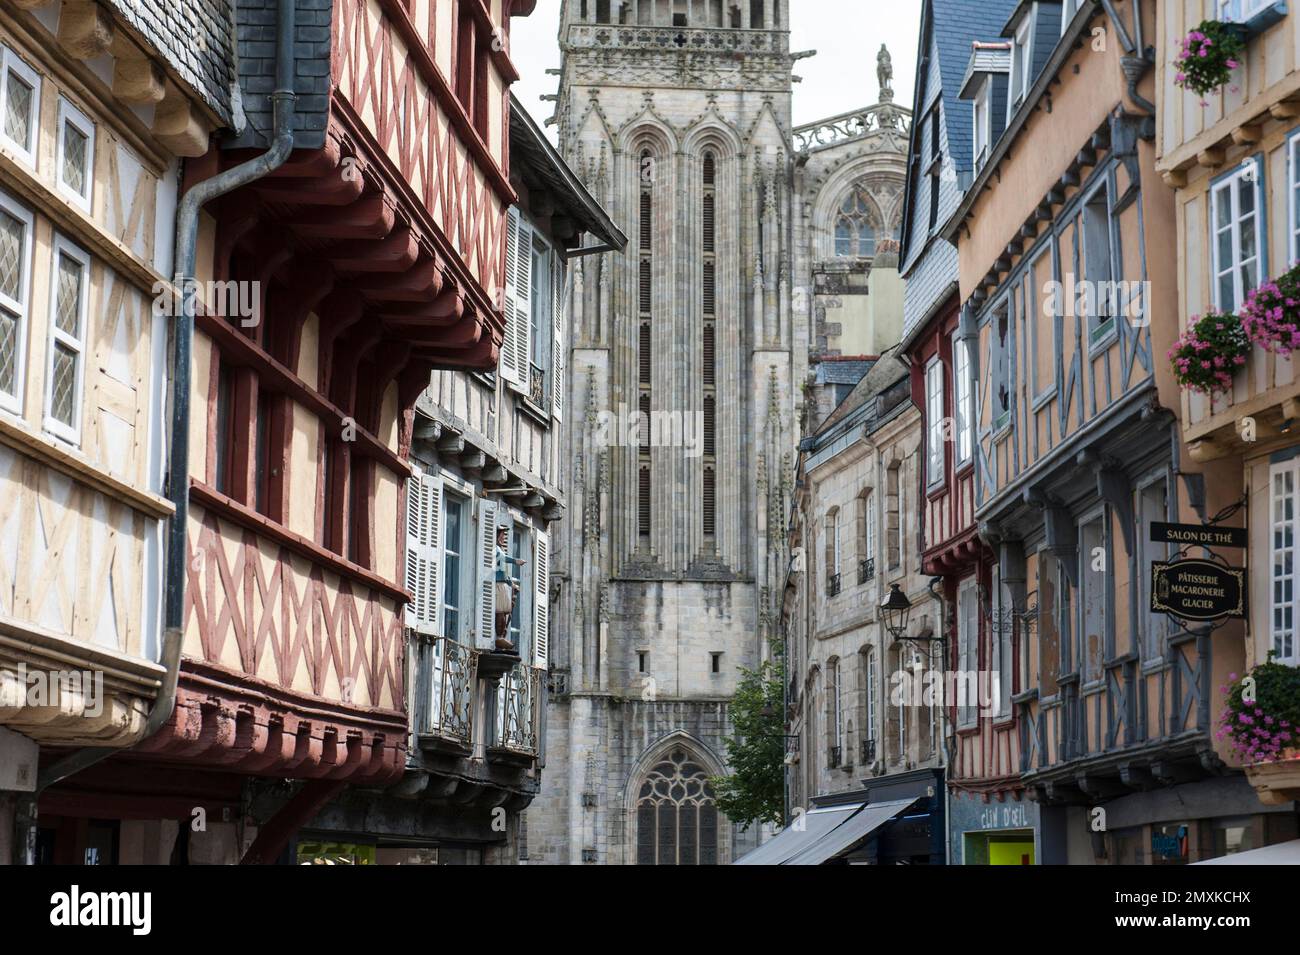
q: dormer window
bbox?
[973,77,991,172]
[1009,14,1033,115]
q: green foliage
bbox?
[1173,20,1246,99]
[711,659,786,830]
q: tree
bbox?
[712,658,786,830]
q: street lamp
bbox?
[881,583,912,640]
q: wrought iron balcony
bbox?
[860,738,876,765]
[528,362,546,407]
[409,633,476,749]
[826,573,842,597]
[494,660,543,757]
[858,557,875,584]
[828,745,842,769]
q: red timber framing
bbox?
[131,0,537,789]
[905,295,1011,796]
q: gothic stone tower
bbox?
[527,0,798,865]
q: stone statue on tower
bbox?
[877,43,894,100]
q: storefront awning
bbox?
[733,797,918,866]
[733,804,859,865]
[783,797,918,866]
[1194,839,1300,865]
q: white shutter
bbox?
[551,259,565,422]
[501,209,523,386]
[506,212,532,395]
[404,470,442,633]
[533,529,549,669]
[477,497,497,648]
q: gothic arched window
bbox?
[834,188,877,258]
[634,748,720,865]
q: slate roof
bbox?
[924,0,1020,179]
[105,0,234,126]
[813,358,876,388]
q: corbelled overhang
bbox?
[199,104,505,376]
[132,662,406,785]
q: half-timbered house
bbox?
[1157,0,1300,822]
[943,0,1282,864]
[31,0,541,865]
[896,0,1020,864]
[0,0,232,863]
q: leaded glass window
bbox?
[0,199,30,408]
[634,748,719,865]
[45,239,88,441]
[834,188,877,258]
[1,48,38,164]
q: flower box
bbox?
[1244,755,1300,805]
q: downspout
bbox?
[12,0,298,864]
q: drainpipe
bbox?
[12,0,298,865]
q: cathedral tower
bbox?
[527,0,799,864]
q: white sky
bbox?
[510,0,924,140]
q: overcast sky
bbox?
[511,0,923,139]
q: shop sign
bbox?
[1150,559,1246,622]
[1149,521,1247,549]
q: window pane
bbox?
[0,208,24,301]
[62,121,88,196]
[0,308,16,396]
[50,341,76,426]
[55,254,82,336]
[4,71,32,150]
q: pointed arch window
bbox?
[634,747,720,865]
[834,188,877,258]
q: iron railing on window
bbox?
[860,738,876,765]
[409,633,476,748]
[826,573,842,597]
[828,745,842,769]
[858,557,875,584]
[494,660,543,756]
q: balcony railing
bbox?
[494,661,543,756]
[828,745,842,769]
[858,557,875,584]
[410,633,476,748]
[826,573,842,597]
[860,738,876,765]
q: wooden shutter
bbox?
[702,324,715,385]
[404,470,442,634]
[702,261,715,314]
[504,209,532,393]
[551,257,564,422]
[476,497,497,648]
[702,468,715,536]
[702,194,715,252]
[533,529,549,670]
[639,191,652,249]
[639,259,652,313]
[501,209,523,386]
[639,323,651,384]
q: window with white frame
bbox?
[1287,131,1300,266]
[0,47,39,166]
[56,98,94,211]
[1270,457,1300,664]
[862,648,877,751]
[502,207,561,420]
[1212,159,1263,314]
[1061,0,1083,31]
[1009,15,1033,116]
[0,192,33,414]
[864,490,876,567]
[926,357,945,487]
[1218,0,1276,22]
[953,334,973,465]
[44,237,89,443]
[442,491,467,640]
[973,77,991,173]
[957,577,978,728]
[1082,181,1116,336]
[991,564,1013,718]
